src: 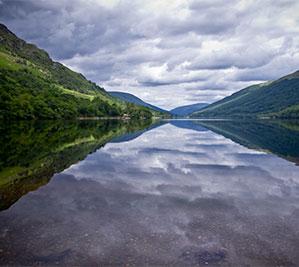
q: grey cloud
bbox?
[139,81,174,87]
[161,15,236,37]
[0,0,298,108]
[139,78,206,87]
[137,70,209,87]
[138,147,207,158]
[0,0,141,59]
[185,144,229,150]
[189,0,236,10]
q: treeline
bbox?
[0,23,158,120]
[0,68,152,120]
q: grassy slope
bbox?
[0,23,161,119]
[191,71,299,119]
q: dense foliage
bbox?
[191,71,299,119]
[0,23,160,120]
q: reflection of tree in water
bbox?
[196,120,299,165]
[1,119,299,211]
[0,119,152,210]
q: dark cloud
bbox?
[139,76,207,87]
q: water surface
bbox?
[0,120,299,266]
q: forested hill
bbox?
[170,103,209,116]
[109,91,168,113]
[0,23,161,120]
[191,70,299,119]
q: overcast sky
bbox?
[0,0,298,109]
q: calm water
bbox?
[1,120,299,266]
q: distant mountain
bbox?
[191,71,299,119]
[170,103,209,116]
[0,23,159,120]
[169,120,208,132]
[109,91,169,114]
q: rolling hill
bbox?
[0,23,160,120]
[170,103,209,116]
[109,91,168,114]
[191,70,299,119]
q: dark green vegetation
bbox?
[197,120,299,165]
[170,102,209,116]
[0,119,153,210]
[0,23,164,120]
[109,91,169,114]
[191,71,299,119]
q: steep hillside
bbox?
[109,91,168,114]
[0,23,155,119]
[191,71,299,119]
[170,103,209,116]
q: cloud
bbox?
[0,0,298,109]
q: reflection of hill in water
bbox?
[111,120,166,143]
[169,120,208,132]
[0,120,152,210]
[194,120,299,165]
[1,119,298,210]
[111,119,209,144]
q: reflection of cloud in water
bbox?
[1,123,299,265]
[65,124,299,202]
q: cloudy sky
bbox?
[0,0,298,109]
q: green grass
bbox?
[59,86,96,101]
[54,135,96,152]
[0,52,21,70]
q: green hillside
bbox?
[0,23,160,119]
[191,71,299,119]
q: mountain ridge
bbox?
[108,91,169,114]
[191,70,299,119]
[170,103,209,116]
